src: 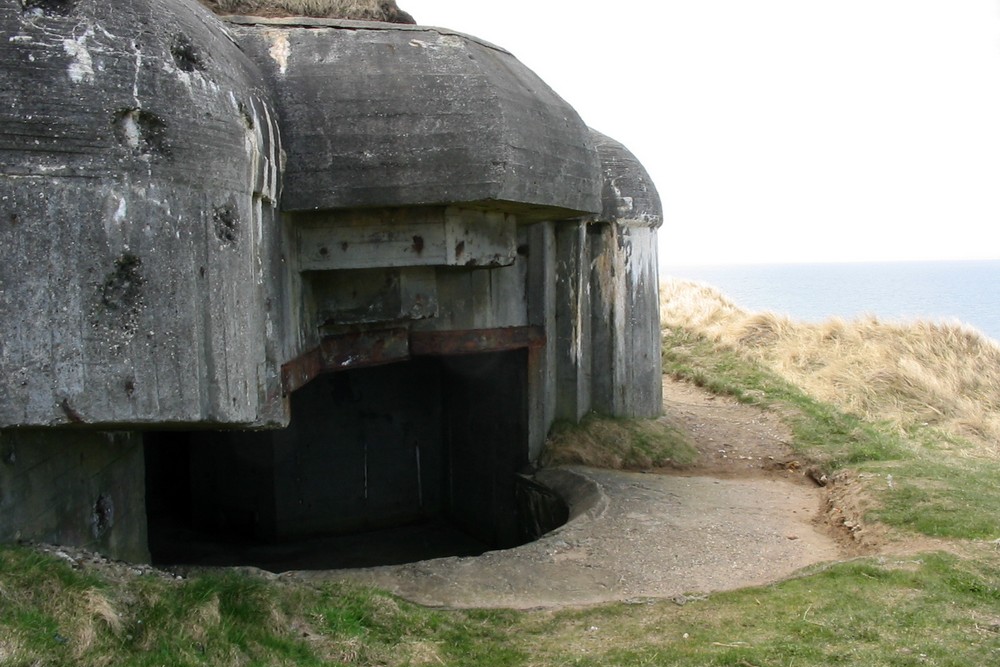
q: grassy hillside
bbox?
[2,279,998,666]
[661,279,1000,541]
[660,279,1000,456]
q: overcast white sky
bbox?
[405,0,1000,267]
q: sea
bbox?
[661,259,1000,343]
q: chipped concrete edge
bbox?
[220,15,511,55]
[534,466,609,528]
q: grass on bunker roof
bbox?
[195,0,414,21]
[2,279,1000,666]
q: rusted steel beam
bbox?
[280,327,411,394]
[282,326,543,394]
[320,327,411,370]
[410,326,545,356]
[281,346,325,396]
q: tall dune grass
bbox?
[660,279,1000,458]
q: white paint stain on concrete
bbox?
[62,28,95,84]
[114,198,128,224]
[268,31,290,75]
[119,110,141,150]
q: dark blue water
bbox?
[662,260,1000,342]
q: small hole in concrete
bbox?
[100,254,144,312]
[237,101,255,130]
[20,0,77,16]
[91,494,114,539]
[1,440,15,466]
[114,108,169,156]
[213,204,239,244]
[170,33,205,72]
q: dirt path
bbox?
[291,378,848,609]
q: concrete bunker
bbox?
[0,1,660,568]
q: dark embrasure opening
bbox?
[144,350,567,572]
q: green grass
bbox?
[863,458,1000,540]
[538,551,1000,666]
[0,546,536,666]
[3,544,998,666]
[662,327,906,466]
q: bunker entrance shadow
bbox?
[145,350,568,572]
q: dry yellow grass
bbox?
[196,0,416,22]
[72,588,123,659]
[660,278,1000,458]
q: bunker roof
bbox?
[228,17,604,219]
[592,129,662,228]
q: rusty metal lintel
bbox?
[282,326,544,394]
[281,347,325,396]
[281,327,411,395]
[320,327,411,370]
[409,326,545,357]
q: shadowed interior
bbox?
[145,350,567,571]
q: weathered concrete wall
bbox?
[0,429,148,562]
[554,221,594,422]
[0,0,288,428]
[228,17,602,218]
[589,131,663,417]
[526,222,559,460]
[590,223,662,417]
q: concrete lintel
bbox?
[309,266,438,326]
[295,207,517,271]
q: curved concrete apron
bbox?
[290,466,841,609]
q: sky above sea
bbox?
[663,260,1000,342]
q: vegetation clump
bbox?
[196,0,416,23]
[541,413,698,470]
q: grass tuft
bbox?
[540,413,699,470]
